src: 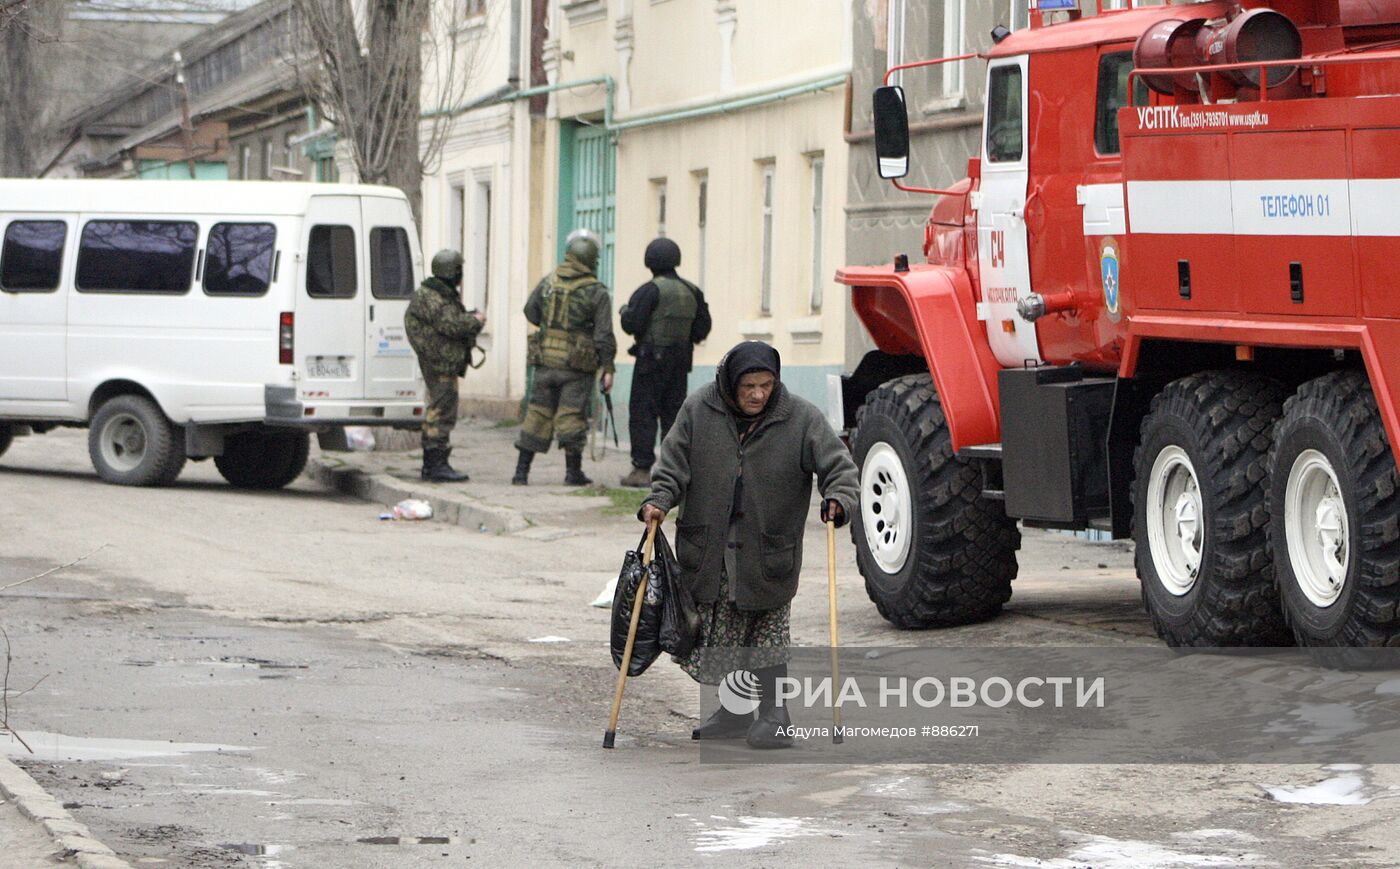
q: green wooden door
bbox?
[557,121,615,289]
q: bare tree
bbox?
[291,0,481,222]
[1,0,61,175]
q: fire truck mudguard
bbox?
[838,263,1002,450]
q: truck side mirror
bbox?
[873,86,911,180]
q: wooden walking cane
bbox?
[603,520,659,749]
[827,518,844,745]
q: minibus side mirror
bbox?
[873,85,911,180]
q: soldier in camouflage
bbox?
[404,249,485,482]
[513,229,617,486]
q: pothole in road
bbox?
[122,656,308,670]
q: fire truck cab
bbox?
[837,0,1400,648]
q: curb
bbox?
[306,459,530,534]
[0,754,132,869]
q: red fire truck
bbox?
[836,0,1400,647]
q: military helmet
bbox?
[644,237,681,273]
[431,249,464,282]
[564,228,601,272]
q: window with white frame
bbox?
[887,0,966,107]
[652,178,668,237]
[808,154,824,312]
[449,181,466,254]
[1010,0,1030,31]
[759,162,774,316]
[282,131,301,177]
[471,179,492,311]
[694,171,708,288]
[940,0,966,100]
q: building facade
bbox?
[534,0,855,430]
[417,0,544,409]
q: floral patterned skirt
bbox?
[674,570,791,685]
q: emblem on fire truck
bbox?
[1100,238,1121,322]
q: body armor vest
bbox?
[643,276,698,347]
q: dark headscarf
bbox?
[716,341,781,421]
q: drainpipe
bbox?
[509,0,521,88]
[423,76,614,126]
[607,71,847,132]
[425,70,842,132]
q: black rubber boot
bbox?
[564,448,592,486]
[422,448,468,483]
[511,448,533,486]
[746,664,794,749]
[691,705,753,740]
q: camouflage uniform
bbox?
[404,276,483,451]
[516,255,616,454]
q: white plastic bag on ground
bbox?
[590,576,617,608]
[379,498,432,521]
[344,426,377,451]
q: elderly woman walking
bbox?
[640,340,858,748]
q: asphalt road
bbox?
[2,429,1398,867]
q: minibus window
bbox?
[370,227,414,299]
[205,223,276,297]
[76,220,198,294]
[307,224,357,298]
[0,220,66,292]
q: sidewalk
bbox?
[0,753,130,869]
[307,416,647,538]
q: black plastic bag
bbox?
[610,529,701,675]
[655,531,701,658]
[610,530,665,676]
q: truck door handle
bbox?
[369,305,375,321]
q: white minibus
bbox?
[0,180,425,488]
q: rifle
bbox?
[602,390,620,447]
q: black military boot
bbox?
[511,448,533,486]
[422,448,469,483]
[564,448,592,486]
[746,664,794,749]
[692,705,753,740]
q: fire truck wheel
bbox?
[88,394,187,487]
[215,429,311,490]
[0,423,12,460]
[1268,371,1400,646]
[850,373,1019,628]
[1132,371,1291,647]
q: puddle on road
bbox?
[221,843,285,856]
[357,836,459,845]
[2,731,254,762]
[692,816,833,853]
[1262,765,1374,806]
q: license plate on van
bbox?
[307,356,352,379]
